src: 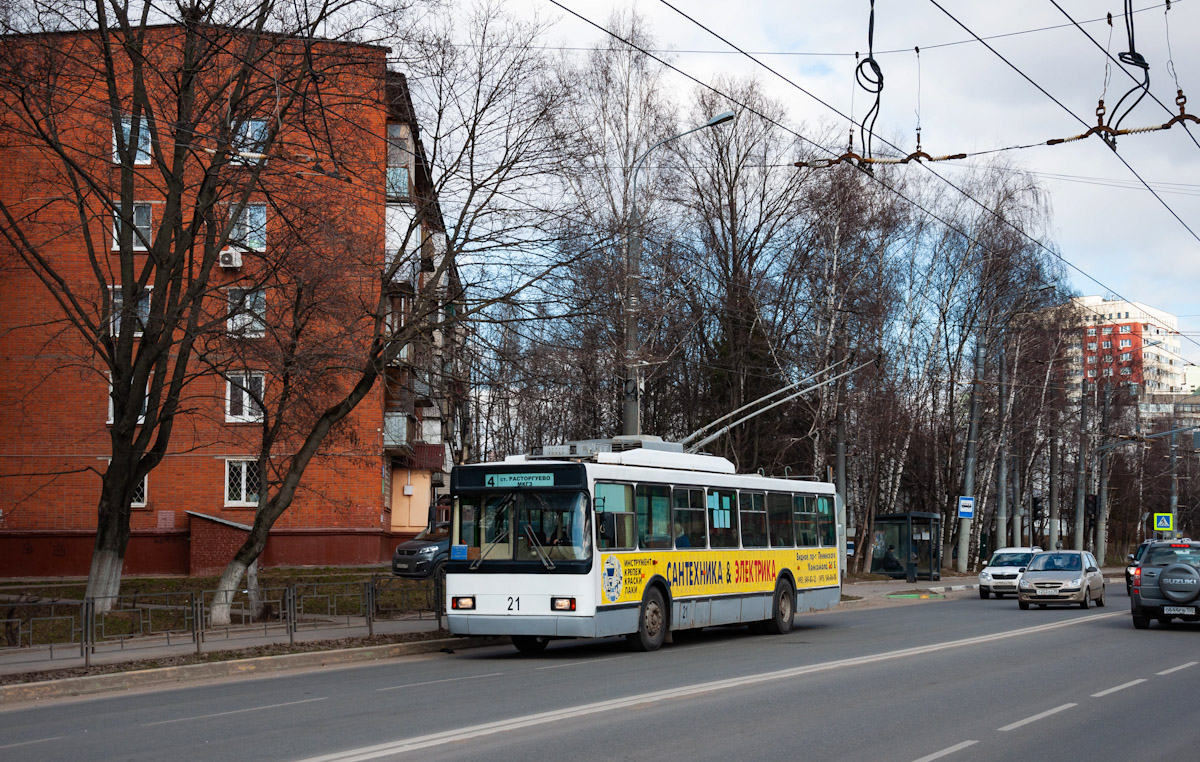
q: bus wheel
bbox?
[512,635,549,655]
[764,579,795,635]
[627,588,667,652]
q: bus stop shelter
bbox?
[869,512,942,581]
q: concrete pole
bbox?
[1011,456,1023,548]
[1073,379,1089,549]
[1096,384,1111,564]
[956,343,985,572]
[997,345,1008,550]
[836,396,848,575]
[1170,430,1179,540]
[1049,433,1060,549]
[622,204,642,437]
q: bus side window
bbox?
[816,495,835,547]
[672,487,707,549]
[637,484,672,548]
[794,495,817,547]
[708,489,739,548]
[767,493,793,547]
[739,492,768,548]
[595,482,635,550]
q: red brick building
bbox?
[0,24,466,577]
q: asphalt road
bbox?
[2,586,1196,762]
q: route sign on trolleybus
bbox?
[445,436,844,655]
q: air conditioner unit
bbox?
[219,250,243,268]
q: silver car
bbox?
[1017,550,1106,609]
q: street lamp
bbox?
[623,110,735,436]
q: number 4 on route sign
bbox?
[1154,513,1174,532]
[957,496,975,520]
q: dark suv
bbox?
[391,522,450,579]
[1130,540,1200,629]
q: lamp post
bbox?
[623,110,735,436]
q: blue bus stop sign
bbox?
[957,496,975,520]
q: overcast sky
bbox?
[511,0,1199,367]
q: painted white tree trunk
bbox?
[208,558,249,627]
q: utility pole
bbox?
[1073,378,1088,549]
[1011,456,1023,547]
[1096,383,1111,564]
[997,344,1008,549]
[622,111,734,436]
[1049,432,1060,549]
[1170,427,1179,540]
[957,343,985,573]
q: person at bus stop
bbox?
[674,521,691,548]
[883,545,901,571]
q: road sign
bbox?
[957,496,975,520]
[1154,513,1174,532]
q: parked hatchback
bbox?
[1130,540,1200,629]
[391,522,450,579]
[1017,550,1106,609]
[978,546,1041,599]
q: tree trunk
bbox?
[85,489,131,612]
[209,557,250,628]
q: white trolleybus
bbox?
[446,437,843,654]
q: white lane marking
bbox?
[1157,661,1197,676]
[297,614,1117,762]
[141,697,326,726]
[911,740,978,762]
[0,736,64,750]
[998,703,1077,732]
[377,672,502,692]
[536,655,633,671]
[1091,678,1146,697]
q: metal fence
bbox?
[0,575,443,668]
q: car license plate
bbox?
[1164,606,1195,615]
[396,562,408,570]
[1037,589,1058,596]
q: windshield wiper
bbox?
[524,525,556,570]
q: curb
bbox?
[0,636,506,705]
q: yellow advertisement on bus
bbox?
[600,547,839,605]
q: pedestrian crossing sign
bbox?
[1154,513,1174,532]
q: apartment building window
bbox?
[111,286,151,336]
[1086,328,1096,336]
[227,288,266,338]
[386,124,410,200]
[113,203,153,251]
[1102,368,1114,377]
[1101,327,1112,335]
[114,115,152,164]
[1119,325,1131,334]
[1087,342,1097,351]
[1121,367,1132,376]
[1102,341,1112,349]
[1119,338,1131,348]
[106,458,147,507]
[1104,355,1113,363]
[1120,352,1132,362]
[226,372,264,422]
[1087,370,1097,378]
[1086,355,1097,364]
[233,119,267,162]
[107,374,148,424]
[225,459,261,506]
[229,204,266,251]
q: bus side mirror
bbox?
[599,512,616,545]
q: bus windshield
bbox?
[457,491,591,565]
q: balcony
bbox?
[383,412,411,450]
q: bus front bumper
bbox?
[448,614,598,637]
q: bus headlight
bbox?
[452,596,475,610]
[551,597,576,612]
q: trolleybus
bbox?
[446,437,843,653]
